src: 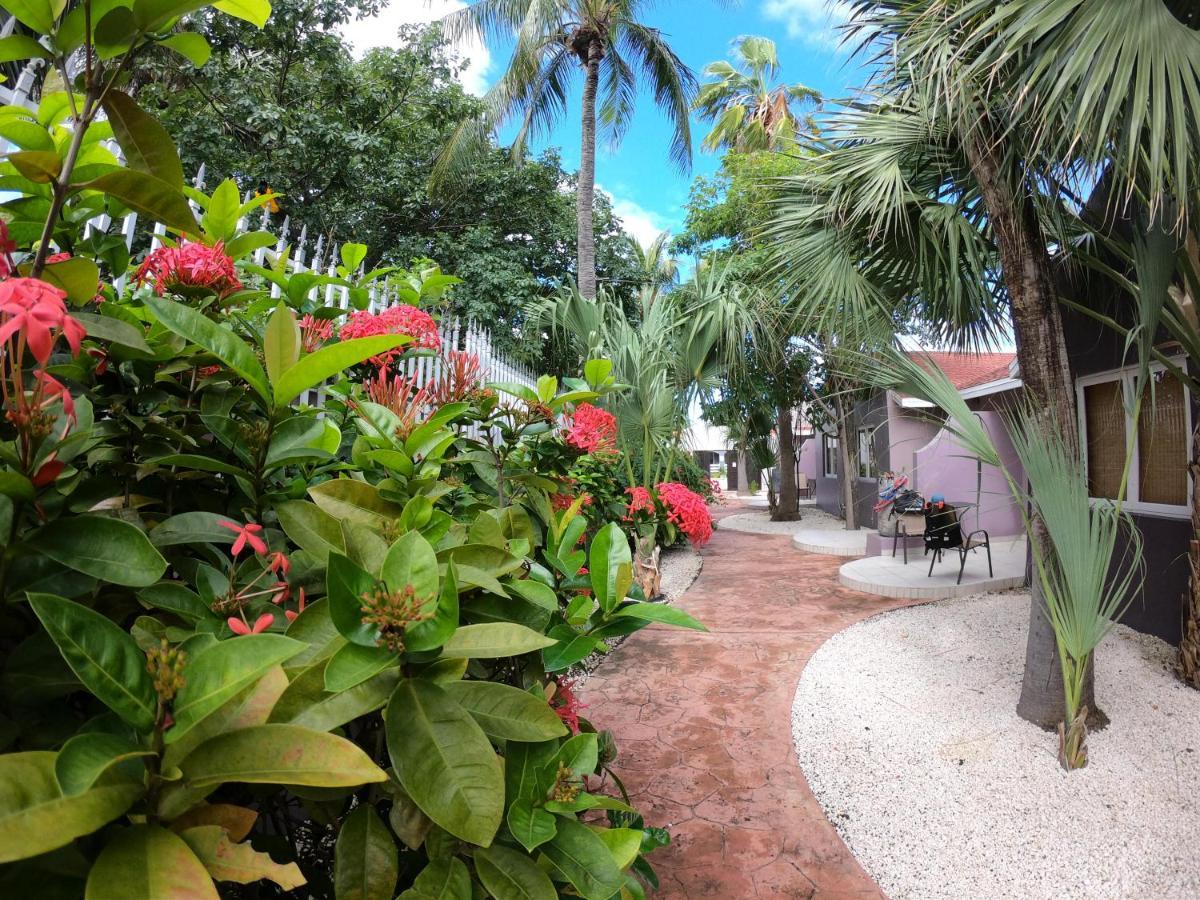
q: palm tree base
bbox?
[634,540,662,600]
[1058,706,1090,771]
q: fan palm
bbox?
[770,0,1200,727]
[693,35,820,153]
[437,0,697,300]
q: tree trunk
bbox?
[1179,423,1200,687]
[576,39,601,300]
[834,393,858,530]
[773,405,799,521]
[962,122,1095,729]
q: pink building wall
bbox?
[797,433,819,480]
[912,410,1025,538]
[885,394,941,487]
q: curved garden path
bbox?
[581,502,917,898]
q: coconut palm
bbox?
[769,0,1200,727]
[436,0,697,300]
[628,230,679,304]
[693,34,820,153]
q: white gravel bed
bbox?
[719,507,846,535]
[792,589,1200,900]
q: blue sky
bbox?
[343,1,862,247]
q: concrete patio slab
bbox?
[837,538,1027,599]
[792,528,872,556]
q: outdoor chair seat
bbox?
[923,504,992,585]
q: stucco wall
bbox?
[911,410,1025,538]
[885,394,942,490]
[797,435,819,480]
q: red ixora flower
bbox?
[550,678,587,734]
[135,240,242,300]
[655,481,713,546]
[624,485,655,519]
[565,403,617,454]
[0,277,86,365]
[339,304,440,366]
[44,252,71,265]
[299,314,333,353]
[219,520,268,556]
[228,613,274,635]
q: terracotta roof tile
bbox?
[906,351,1016,391]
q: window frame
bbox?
[857,427,872,479]
[1075,357,1191,519]
[822,434,838,478]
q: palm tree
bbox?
[692,35,820,520]
[437,0,697,299]
[627,230,679,304]
[693,35,820,153]
[770,0,1200,728]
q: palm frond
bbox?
[619,21,697,171]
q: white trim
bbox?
[1075,357,1191,519]
[822,434,839,478]
[898,395,936,408]
[958,376,1023,400]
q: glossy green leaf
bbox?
[81,169,198,235]
[309,479,404,528]
[213,0,272,27]
[396,857,471,900]
[327,551,381,648]
[138,582,212,623]
[505,800,557,853]
[614,602,707,632]
[36,515,166,587]
[167,635,304,743]
[404,559,459,652]
[73,312,152,353]
[200,179,242,241]
[589,522,632,615]
[101,90,183,189]
[540,817,625,900]
[273,335,411,406]
[503,739,558,805]
[1,4,56,35]
[442,681,567,742]
[28,594,158,732]
[149,511,236,547]
[145,296,268,401]
[475,843,557,900]
[85,825,217,900]
[0,117,53,152]
[179,724,388,790]
[324,643,395,693]
[385,678,503,846]
[270,663,397,732]
[547,733,598,778]
[264,303,300,384]
[159,31,211,67]
[8,149,60,183]
[381,529,438,599]
[179,825,306,890]
[282,598,345,674]
[439,624,556,660]
[39,255,100,305]
[543,793,636,815]
[0,752,142,864]
[542,627,599,673]
[505,578,558,611]
[334,804,398,900]
[55,732,152,796]
[596,827,643,870]
[275,499,345,562]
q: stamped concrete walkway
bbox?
[582,505,917,898]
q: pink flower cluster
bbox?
[299,314,333,353]
[656,482,713,546]
[565,403,617,454]
[0,277,85,365]
[339,304,440,366]
[135,241,242,300]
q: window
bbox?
[823,435,838,478]
[857,428,872,478]
[1077,363,1190,516]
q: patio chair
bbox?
[797,472,814,499]
[923,503,992,585]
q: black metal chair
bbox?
[923,504,992,585]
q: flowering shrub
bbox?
[657,481,715,546]
[566,401,619,453]
[340,303,441,364]
[134,240,243,299]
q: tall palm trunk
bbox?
[834,390,858,530]
[962,121,1095,729]
[1180,423,1200,687]
[773,405,799,521]
[577,38,602,300]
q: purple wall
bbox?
[797,434,819,480]
[885,395,941,488]
[912,411,1025,538]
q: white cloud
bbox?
[762,0,852,48]
[598,185,672,249]
[339,0,492,96]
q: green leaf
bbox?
[396,858,471,900]
[540,817,625,900]
[139,582,212,623]
[264,303,300,384]
[149,511,236,547]
[541,627,598,673]
[503,739,558,804]
[54,732,152,796]
[505,800,557,853]
[309,479,404,528]
[275,499,345,562]
[28,593,158,732]
[147,453,245,477]
[589,522,631,615]
[8,149,62,183]
[334,804,398,900]
[269,663,397,732]
[475,843,557,900]
[1,3,56,35]
[381,529,438,600]
[442,681,567,742]
[159,31,211,67]
[179,824,306,890]
[145,296,269,401]
[199,178,241,241]
[340,242,367,272]
[273,335,411,406]
[385,678,503,846]
[404,559,459,652]
[547,733,598,778]
[596,827,643,870]
[0,117,53,151]
[38,256,100,306]
[80,169,198,235]
[213,0,272,28]
[583,358,612,387]
[100,90,183,189]
[0,472,34,502]
[85,825,217,900]
[179,724,387,790]
[505,578,558,611]
[324,643,395,693]
[0,751,142,864]
[439,623,555,660]
[543,793,636,815]
[326,551,380,648]
[167,635,304,744]
[536,374,557,403]
[614,602,707,632]
[73,312,152,353]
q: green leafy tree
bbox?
[438,0,698,299]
